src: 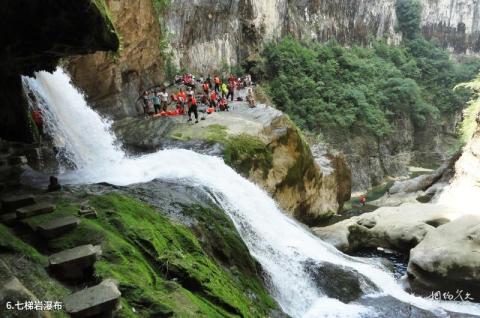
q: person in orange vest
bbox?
[219,97,229,111]
[188,94,199,123]
[214,75,221,93]
[210,90,218,109]
[202,81,210,95]
[177,88,187,114]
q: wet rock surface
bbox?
[114,102,351,224]
[408,215,480,300]
[312,203,464,253]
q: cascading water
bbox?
[23,68,480,318]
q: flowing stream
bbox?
[22,69,480,318]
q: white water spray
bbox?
[23,69,480,318]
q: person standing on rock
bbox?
[202,81,210,95]
[177,88,187,114]
[187,94,199,123]
[246,87,256,108]
[206,75,212,89]
[152,90,161,114]
[360,196,367,207]
[221,82,229,99]
[210,90,218,109]
[214,75,221,93]
[227,80,235,102]
[160,88,169,112]
[147,91,156,116]
[142,91,150,116]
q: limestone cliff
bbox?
[165,0,480,73]
[67,0,164,118]
[68,0,480,119]
[113,102,351,224]
[312,113,459,191]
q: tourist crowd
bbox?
[141,73,256,123]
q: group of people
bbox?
[141,73,256,124]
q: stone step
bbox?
[48,244,101,280]
[1,194,35,213]
[64,279,121,317]
[0,213,17,226]
[7,155,28,166]
[16,202,54,219]
[37,216,81,239]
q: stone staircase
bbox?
[0,194,121,317]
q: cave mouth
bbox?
[0,0,119,143]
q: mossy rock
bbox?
[41,192,275,317]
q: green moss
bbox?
[0,224,69,318]
[0,224,45,264]
[43,193,274,317]
[91,0,122,53]
[170,124,273,177]
[224,134,273,177]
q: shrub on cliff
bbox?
[260,37,480,137]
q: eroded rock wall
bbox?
[68,0,480,117]
[67,0,164,119]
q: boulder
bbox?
[313,203,464,253]
[48,244,100,280]
[303,260,371,303]
[64,279,121,317]
[16,203,54,219]
[407,215,480,300]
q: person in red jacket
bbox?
[31,109,43,135]
[202,81,210,95]
[188,95,199,123]
[210,90,218,109]
[214,75,221,93]
[177,89,187,113]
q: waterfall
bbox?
[23,68,480,318]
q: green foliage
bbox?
[170,125,274,177]
[455,75,480,146]
[164,55,178,82]
[260,37,480,137]
[395,0,422,40]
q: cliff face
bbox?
[315,113,459,192]
[165,0,480,73]
[68,0,480,118]
[67,0,164,118]
[422,0,480,54]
